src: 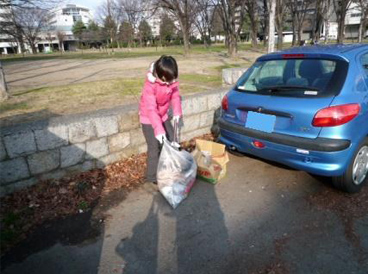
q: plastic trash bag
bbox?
[157,140,197,209]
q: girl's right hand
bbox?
[155,134,167,144]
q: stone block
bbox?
[200,111,215,128]
[35,125,68,151]
[222,67,248,85]
[207,93,222,110]
[0,157,30,184]
[108,133,130,153]
[0,139,7,161]
[60,143,86,168]
[39,169,67,181]
[119,147,140,158]
[182,127,210,142]
[86,138,109,159]
[0,178,38,197]
[66,160,95,174]
[97,152,124,168]
[28,150,60,175]
[69,120,96,143]
[3,131,37,158]
[182,114,201,132]
[222,68,233,86]
[118,112,140,131]
[137,144,147,154]
[129,128,146,147]
[94,116,119,137]
[182,96,208,116]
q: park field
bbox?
[0,44,262,126]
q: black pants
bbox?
[142,120,174,182]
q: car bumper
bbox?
[218,118,353,176]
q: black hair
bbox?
[153,55,178,82]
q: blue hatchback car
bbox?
[218,44,368,193]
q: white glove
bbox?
[173,115,181,123]
[155,134,167,144]
[171,141,181,149]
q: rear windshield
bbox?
[236,58,348,97]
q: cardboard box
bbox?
[192,139,229,184]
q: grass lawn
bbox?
[0,44,262,63]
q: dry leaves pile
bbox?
[0,134,215,253]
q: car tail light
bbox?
[282,54,305,59]
[312,104,361,127]
[222,95,228,111]
[252,140,266,148]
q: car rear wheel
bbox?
[332,138,368,193]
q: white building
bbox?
[0,3,93,54]
[345,2,368,39]
[38,4,93,52]
[0,7,20,54]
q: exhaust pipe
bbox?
[229,145,237,151]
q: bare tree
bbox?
[356,0,368,42]
[13,7,52,54]
[311,0,324,43]
[0,0,60,9]
[118,0,152,28]
[334,0,352,43]
[268,0,276,52]
[287,0,312,45]
[275,0,288,49]
[194,0,217,47]
[97,0,121,46]
[56,31,65,52]
[0,6,26,54]
[244,0,259,48]
[216,0,246,57]
[156,0,199,55]
[260,0,269,46]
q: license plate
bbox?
[245,111,276,133]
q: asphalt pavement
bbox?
[2,153,368,274]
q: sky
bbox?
[66,0,103,16]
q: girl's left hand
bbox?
[173,116,180,123]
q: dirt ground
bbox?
[4,52,259,92]
[0,51,260,126]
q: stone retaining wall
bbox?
[0,89,228,196]
[222,67,248,86]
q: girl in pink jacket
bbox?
[139,55,182,184]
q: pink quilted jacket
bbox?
[139,79,182,136]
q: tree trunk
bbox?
[228,33,237,57]
[292,17,297,46]
[277,27,283,50]
[250,18,258,48]
[0,62,9,101]
[263,0,269,46]
[297,28,302,45]
[337,19,345,43]
[324,21,329,44]
[358,21,363,43]
[30,43,37,54]
[268,0,276,53]
[182,24,190,55]
[337,7,347,43]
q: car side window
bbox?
[360,52,368,90]
[361,53,368,77]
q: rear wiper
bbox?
[258,85,320,93]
